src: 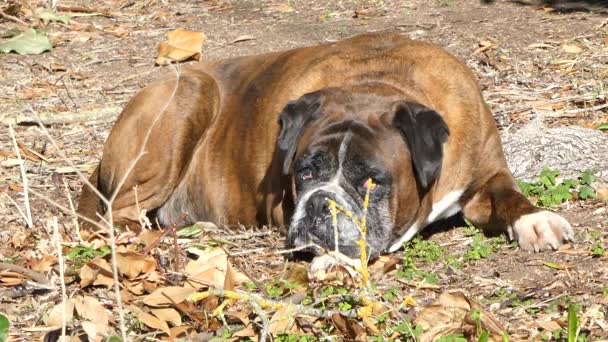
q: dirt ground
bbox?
[1,0,607,341]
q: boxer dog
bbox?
[78,32,573,261]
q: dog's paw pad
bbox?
[511,211,574,252]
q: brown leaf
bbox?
[47,299,75,327]
[184,248,237,290]
[561,44,583,54]
[151,308,182,327]
[156,28,207,65]
[116,251,157,279]
[79,257,113,288]
[142,286,196,307]
[31,255,57,273]
[596,187,608,200]
[282,263,309,290]
[332,313,367,340]
[140,230,162,248]
[131,305,170,335]
[414,291,505,342]
[74,295,109,325]
[233,323,258,338]
[269,303,297,335]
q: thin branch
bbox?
[8,123,33,227]
[51,217,68,341]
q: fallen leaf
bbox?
[31,255,57,273]
[414,291,506,342]
[74,295,109,325]
[332,313,367,340]
[184,248,238,290]
[156,28,206,65]
[74,295,109,340]
[131,306,170,335]
[268,303,298,335]
[561,44,583,54]
[142,286,195,307]
[47,299,75,326]
[151,308,182,327]
[282,263,309,290]
[596,187,608,199]
[79,258,114,288]
[0,29,53,55]
[115,252,157,279]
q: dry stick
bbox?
[8,123,33,227]
[51,217,68,341]
[140,212,188,255]
[0,10,29,26]
[0,262,48,284]
[62,179,81,235]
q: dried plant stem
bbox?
[52,217,68,341]
[190,288,361,319]
[8,123,33,228]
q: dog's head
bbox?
[277,85,449,260]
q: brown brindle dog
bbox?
[79,32,573,261]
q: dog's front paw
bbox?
[510,211,574,252]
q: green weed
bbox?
[517,168,598,207]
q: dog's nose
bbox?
[306,191,333,217]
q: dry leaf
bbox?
[140,230,162,248]
[47,299,75,326]
[414,291,505,342]
[561,44,583,54]
[142,286,195,307]
[74,295,109,325]
[167,326,192,340]
[151,308,182,327]
[268,303,297,335]
[282,263,309,290]
[596,187,608,200]
[156,28,207,65]
[116,251,157,279]
[233,323,258,338]
[131,305,170,335]
[74,295,109,340]
[184,248,239,290]
[31,255,57,272]
[79,257,114,288]
[332,313,367,340]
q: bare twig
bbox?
[0,262,48,284]
[0,10,29,26]
[51,217,68,341]
[8,124,33,228]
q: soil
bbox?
[1,0,607,341]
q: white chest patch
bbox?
[426,189,464,224]
[388,189,464,253]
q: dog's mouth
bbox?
[286,213,370,259]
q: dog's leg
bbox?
[462,170,574,251]
[77,68,219,230]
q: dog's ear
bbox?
[277,91,323,175]
[392,101,450,190]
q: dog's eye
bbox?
[299,167,314,180]
[362,178,378,192]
